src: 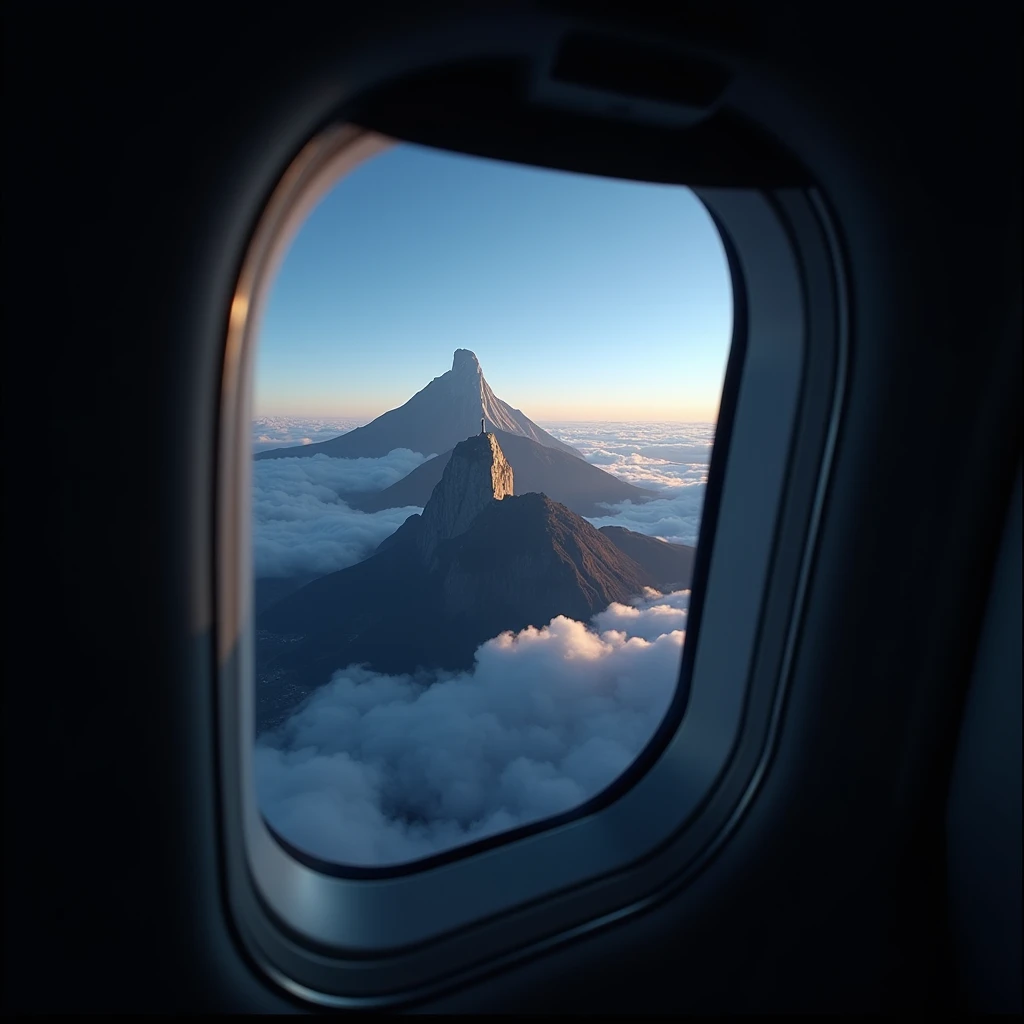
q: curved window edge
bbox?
[215,128,845,1004]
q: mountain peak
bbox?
[418,432,514,563]
[452,348,481,374]
[254,349,584,461]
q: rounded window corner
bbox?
[216,107,845,1004]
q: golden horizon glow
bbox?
[253,405,721,424]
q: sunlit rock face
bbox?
[417,432,513,563]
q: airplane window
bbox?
[249,141,733,869]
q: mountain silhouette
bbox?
[254,349,582,461]
[256,432,664,732]
[346,428,655,517]
[597,526,695,589]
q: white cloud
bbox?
[541,424,713,538]
[256,589,689,867]
[532,422,712,546]
[592,587,690,640]
[584,489,706,548]
[583,449,709,491]
[254,451,428,579]
[252,416,367,452]
[540,421,715,472]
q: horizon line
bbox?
[254,414,720,425]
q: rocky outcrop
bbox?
[348,428,656,517]
[418,432,513,564]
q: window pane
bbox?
[251,143,732,868]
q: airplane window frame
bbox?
[216,126,846,1005]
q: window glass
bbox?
[252,143,732,868]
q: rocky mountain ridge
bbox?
[255,432,671,731]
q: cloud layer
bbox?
[256,588,689,867]
[585,491,706,548]
[539,422,714,547]
[253,416,367,453]
[254,451,428,579]
[542,421,714,482]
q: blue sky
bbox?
[255,143,733,422]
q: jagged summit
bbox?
[418,433,513,562]
[451,348,481,374]
[255,350,582,461]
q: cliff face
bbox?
[348,428,656,518]
[418,432,513,563]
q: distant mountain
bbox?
[256,432,657,732]
[347,428,655,518]
[597,526,696,589]
[254,349,582,461]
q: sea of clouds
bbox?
[252,415,366,453]
[251,419,713,866]
[256,588,688,866]
[543,421,714,548]
[254,449,427,578]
